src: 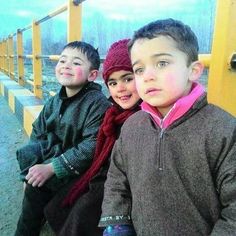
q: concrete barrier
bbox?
[0,73,44,136]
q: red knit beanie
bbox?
[103,39,133,84]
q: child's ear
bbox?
[189,61,204,82]
[88,70,99,81]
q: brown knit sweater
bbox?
[99,95,236,236]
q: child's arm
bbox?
[99,138,135,230]
[210,130,236,235]
[210,159,236,234]
[18,92,110,183]
[51,98,110,179]
[23,98,108,187]
[16,104,54,181]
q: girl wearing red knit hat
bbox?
[44,39,141,236]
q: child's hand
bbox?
[25,163,54,187]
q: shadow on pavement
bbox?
[0,96,54,236]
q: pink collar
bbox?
[141,83,205,129]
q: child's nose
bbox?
[117,82,126,92]
[64,61,72,68]
[143,68,156,82]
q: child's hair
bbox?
[64,41,100,70]
[128,18,199,66]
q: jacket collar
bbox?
[59,82,102,100]
[141,82,206,129]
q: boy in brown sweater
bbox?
[99,19,236,236]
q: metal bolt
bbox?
[230,54,236,70]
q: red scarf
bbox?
[62,104,140,206]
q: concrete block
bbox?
[24,105,44,136]
[8,89,34,113]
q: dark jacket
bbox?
[17,82,111,181]
[99,95,236,236]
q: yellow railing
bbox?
[207,0,236,116]
[0,0,82,98]
[0,0,236,116]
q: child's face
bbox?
[107,70,140,110]
[55,47,93,96]
[130,36,202,116]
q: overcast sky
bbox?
[0,0,215,36]
[0,0,65,38]
[0,0,216,54]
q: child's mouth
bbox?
[119,95,131,101]
[146,88,161,95]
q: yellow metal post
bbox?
[32,21,42,98]
[0,42,3,71]
[4,39,8,75]
[17,30,25,86]
[1,42,4,72]
[8,36,14,80]
[67,0,82,42]
[207,0,236,116]
[199,54,211,69]
[3,40,8,74]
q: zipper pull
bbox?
[160,129,164,138]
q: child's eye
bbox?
[59,59,65,64]
[125,77,134,83]
[108,81,117,87]
[156,61,169,68]
[134,68,144,75]
[73,62,81,66]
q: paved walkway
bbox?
[0,95,53,235]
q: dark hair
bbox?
[128,18,199,66]
[64,41,100,70]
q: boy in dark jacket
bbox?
[15,41,110,235]
[99,19,236,236]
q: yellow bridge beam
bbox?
[3,40,7,73]
[207,0,236,116]
[17,30,25,86]
[0,42,3,71]
[32,20,42,98]
[67,0,82,42]
[199,54,211,68]
[8,36,14,80]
